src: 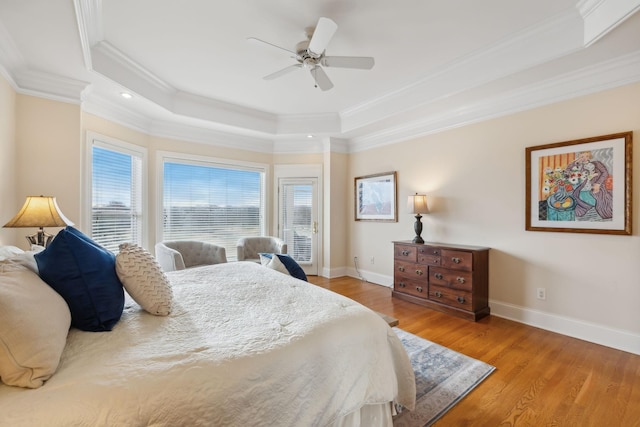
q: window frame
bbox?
[155,151,270,253]
[82,131,148,249]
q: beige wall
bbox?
[0,77,17,245]
[3,94,82,246]
[323,150,349,274]
[348,82,640,352]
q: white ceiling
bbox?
[1,0,639,152]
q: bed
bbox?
[0,241,415,426]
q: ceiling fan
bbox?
[248,17,375,91]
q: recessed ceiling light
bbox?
[120,92,133,99]
[307,134,313,138]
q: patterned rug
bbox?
[393,328,495,427]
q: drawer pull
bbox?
[401,250,410,256]
[434,291,443,298]
[434,272,443,280]
[415,269,423,276]
[456,277,465,284]
[398,266,405,272]
[416,286,423,293]
[457,296,466,304]
[398,282,406,288]
[452,257,461,264]
[432,250,439,255]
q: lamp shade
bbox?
[407,194,428,215]
[4,196,74,228]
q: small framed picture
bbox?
[354,171,397,222]
[525,132,632,235]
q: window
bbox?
[89,135,145,252]
[160,154,266,261]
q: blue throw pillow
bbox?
[259,253,307,281]
[35,226,124,332]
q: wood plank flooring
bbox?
[307,275,640,427]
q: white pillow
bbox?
[259,253,290,276]
[8,245,44,274]
[0,263,71,388]
[0,245,24,261]
[115,243,173,316]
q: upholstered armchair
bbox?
[236,237,287,263]
[155,241,227,272]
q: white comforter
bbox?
[0,262,415,427]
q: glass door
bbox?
[278,178,318,275]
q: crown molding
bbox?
[83,92,275,152]
[150,120,274,153]
[73,0,102,70]
[82,92,155,134]
[14,70,90,104]
[578,0,640,46]
[340,8,583,134]
[348,50,640,152]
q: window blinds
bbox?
[91,146,143,252]
[162,160,264,261]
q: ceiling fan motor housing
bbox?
[296,40,322,62]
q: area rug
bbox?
[392,327,495,427]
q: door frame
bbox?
[273,164,323,275]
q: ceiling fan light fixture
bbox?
[252,16,374,91]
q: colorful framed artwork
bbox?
[525,131,632,235]
[354,171,397,222]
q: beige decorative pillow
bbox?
[0,263,71,388]
[116,243,173,316]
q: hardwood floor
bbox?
[308,275,640,427]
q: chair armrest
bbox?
[154,243,185,272]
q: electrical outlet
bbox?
[370,256,375,264]
[537,287,546,300]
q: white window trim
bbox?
[82,131,148,248]
[155,150,270,244]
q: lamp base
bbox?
[26,228,54,248]
[412,214,424,244]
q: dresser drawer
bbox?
[417,253,441,266]
[429,284,473,310]
[417,246,441,265]
[430,267,473,291]
[395,260,428,279]
[395,277,428,298]
[394,244,417,262]
[441,249,473,271]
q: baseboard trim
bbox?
[332,269,639,356]
[343,267,392,287]
[489,300,639,356]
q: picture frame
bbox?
[354,171,397,222]
[525,131,632,235]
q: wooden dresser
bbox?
[392,241,490,321]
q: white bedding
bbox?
[0,261,415,426]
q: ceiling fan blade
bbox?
[247,37,296,55]
[308,17,338,55]
[310,66,333,91]
[321,56,375,70]
[263,64,302,80]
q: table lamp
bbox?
[3,196,74,247]
[407,193,428,244]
